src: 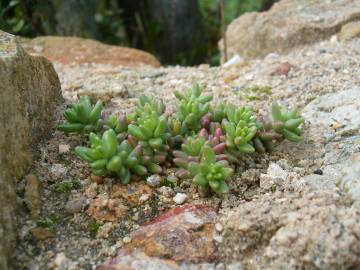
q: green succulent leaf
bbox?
[201,147,216,165]
[189,162,202,176]
[102,129,118,159]
[106,156,123,172]
[58,123,84,133]
[284,118,304,130]
[75,146,93,162]
[237,143,255,153]
[272,102,283,122]
[194,173,207,187]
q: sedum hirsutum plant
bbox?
[75,129,150,184]
[188,147,233,194]
[252,115,282,153]
[58,96,103,134]
[222,104,258,154]
[60,83,305,195]
[271,102,304,142]
[103,114,129,141]
[129,95,165,121]
[173,84,213,133]
[127,105,169,164]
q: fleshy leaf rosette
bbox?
[222,104,258,154]
[58,96,103,134]
[188,147,233,194]
[128,95,165,122]
[75,129,150,184]
[271,102,304,142]
[173,84,213,133]
[127,105,169,165]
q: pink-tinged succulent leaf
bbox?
[213,142,227,154]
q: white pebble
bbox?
[58,144,70,154]
[215,223,224,232]
[123,236,132,243]
[173,193,187,205]
[146,174,162,187]
[139,194,150,202]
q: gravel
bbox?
[15,38,360,269]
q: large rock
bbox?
[0,31,62,269]
[219,0,360,61]
[220,190,360,269]
[21,36,161,68]
[98,205,218,270]
[302,88,360,199]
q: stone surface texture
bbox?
[302,88,360,198]
[220,190,360,269]
[21,36,161,68]
[0,30,62,269]
[98,205,218,270]
[219,0,360,61]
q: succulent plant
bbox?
[127,105,170,166]
[75,129,150,184]
[222,104,258,154]
[129,95,165,122]
[211,102,227,123]
[271,102,304,142]
[103,114,130,141]
[58,96,103,134]
[172,127,227,176]
[188,147,233,194]
[61,86,306,195]
[173,84,213,133]
[252,115,282,153]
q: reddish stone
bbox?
[111,183,153,207]
[21,36,161,68]
[97,205,218,270]
[87,196,128,222]
[90,175,104,184]
[275,62,293,76]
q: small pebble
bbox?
[31,227,54,240]
[313,169,323,175]
[50,164,67,179]
[173,193,187,205]
[65,197,87,214]
[90,175,104,184]
[146,174,162,187]
[215,223,224,232]
[158,186,175,198]
[123,236,132,243]
[213,235,223,243]
[139,194,150,202]
[24,174,42,219]
[275,62,293,76]
[58,144,70,154]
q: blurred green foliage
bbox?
[0,0,275,65]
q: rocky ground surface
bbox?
[14,35,360,270]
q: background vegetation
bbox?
[0,0,277,65]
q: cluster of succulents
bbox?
[75,129,161,184]
[59,84,305,195]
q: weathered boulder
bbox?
[339,21,360,41]
[98,205,218,270]
[220,190,360,269]
[0,30,62,269]
[21,36,161,68]
[302,88,360,198]
[219,0,360,61]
